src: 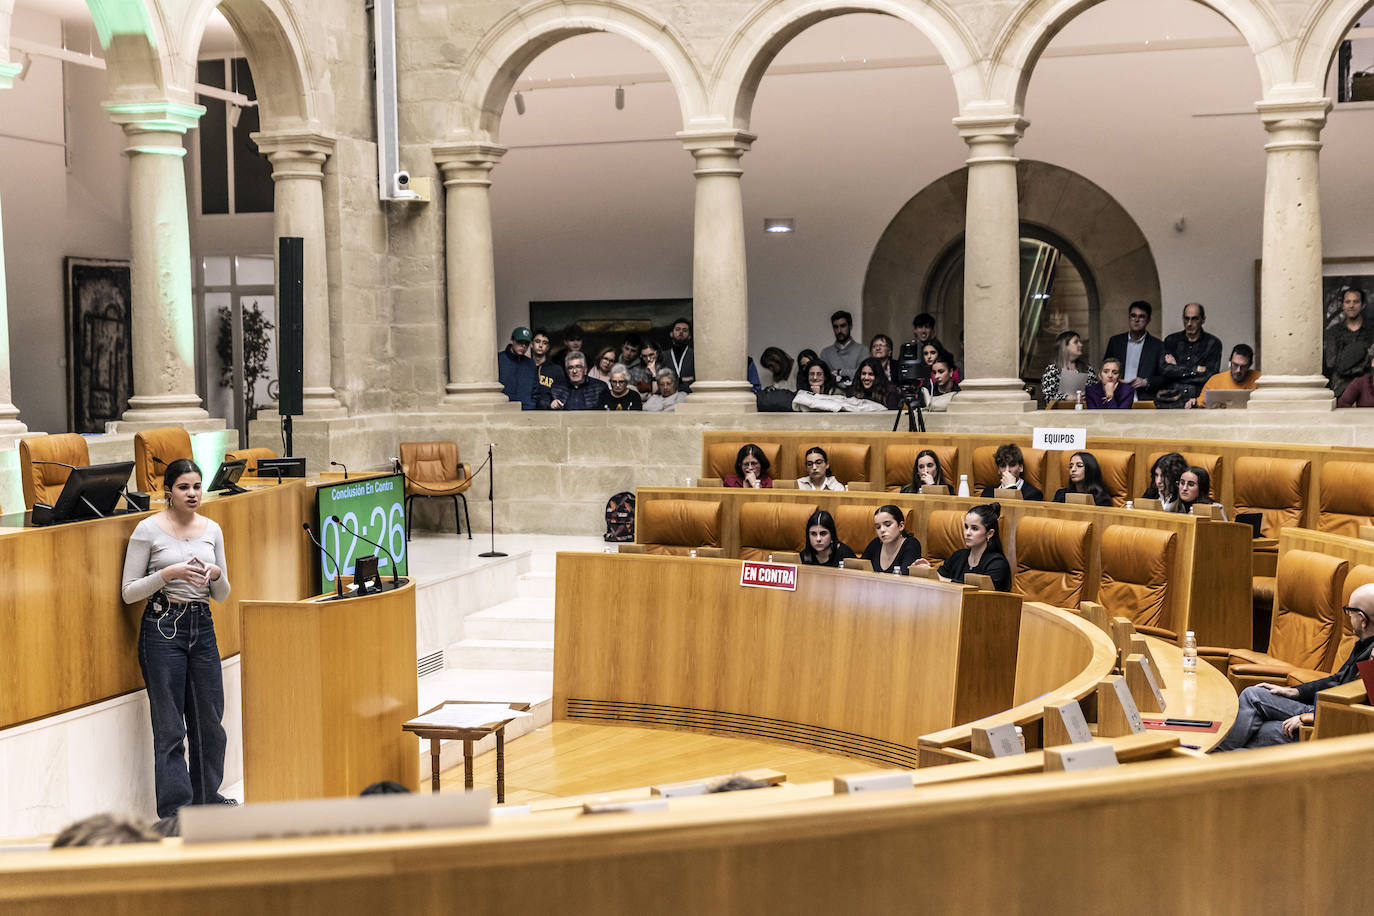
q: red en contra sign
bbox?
[739,561,798,591]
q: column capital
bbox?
[434,142,506,187]
[954,115,1027,167]
[676,128,756,155]
[0,61,21,91]
[1256,98,1330,152]
[104,99,205,134]
[252,129,336,158]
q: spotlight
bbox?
[17,53,32,81]
[763,218,795,234]
[615,85,624,110]
[514,91,526,116]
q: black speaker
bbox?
[278,236,304,417]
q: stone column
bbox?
[252,130,343,415]
[1249,99,1335,410]
[105,101,209,422]
[432,142,513,409]
[948,114,1033,411]
[0,59,30,438]
[676,129,757,413]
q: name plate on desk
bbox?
[1045,741,1119,773]
[972,722,1025,758]
[835,771,914,794]
[740,561,798,591]
[180,790,491,844]
[1050,701,1094,745]
[1033,427,1086,451]
[583,798,669,815]
[1112,677,1147,734]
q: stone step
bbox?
[464,601,555,641]
[450,638,553,671]
[516,571,555,599]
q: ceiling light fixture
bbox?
[615,85,624,110]
[764,218,795,234]
[514,90,526,115]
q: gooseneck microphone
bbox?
[332,514,399,586]
[302,523,344,598]
[31,459,76,470]
[330,460,349,480]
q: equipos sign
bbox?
[740,561,798,591]
[1033,427,1087,451]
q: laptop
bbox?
[1235,512,1265,539]
[1206,389,1252,409]
[1057,369,1091,397]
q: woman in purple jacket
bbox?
[1084,357,1135,409]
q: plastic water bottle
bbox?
[893,566,903,577]
[1015,725,1026,752]
[958,474,971,498]
[1074,391,1084,410]
[1183,630,1198,675]
[1125,500,1135,511]
[689,549,697,559]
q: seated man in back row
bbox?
[1214,583,1374,751]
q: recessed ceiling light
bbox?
[764,218,795,234]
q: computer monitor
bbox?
[255,456,307,479]
[40,461,136,525]
[208,458,248,494]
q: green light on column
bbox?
[85,0,158,49]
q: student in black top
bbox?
[798,510,857,568]
[1052,451,1113,507]
[900,449,946,493]
[1142,452,1187,511]
[979,443,1044,501]
[860,504,927,575]
[1174,466,1227,519]
[938,503,1013,592]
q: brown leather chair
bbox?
[1013,515,1093,607]
[884,444,958,491]
[971,444,1047,495]
[1058,449,1134,508]
[1233,456,1310,538]
[636,499,722,556]
[1098,525,1178,640]
[1287,563,1374,687]
[738,502,818,561]
[133,427,194,494]
[835,504,882,557]
[1146,450,1222,502]
[1220,548,1349,690]
[224,447,278,473]
[1318,462,1374,537]
[19,433,90,510]
[399,441,474,540]
[923,509,965,566]
[793,443,873,486]
[704,442,784,481]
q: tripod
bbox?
[892,388,927,433]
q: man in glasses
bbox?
[1215,583,1374,751]
[1196,343,1261,408]
[1159,302,1222,407]
[1103,300,1164,401]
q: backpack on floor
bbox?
[604,491,635,542]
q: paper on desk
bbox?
[408,704,531,729]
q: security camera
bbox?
[391,170,418,199]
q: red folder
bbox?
[1357,658,1374,701]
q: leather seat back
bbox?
[1147,450,1222,501]
[1270,548,1349,672]
[835,504,881,556]
[739,502,818,561]
[1058,449,1134,507]
[793,443,872,484]
[705,442,783,480]
[1013,515,1093,607]
[637,499,722,556]
[1099,525,1177,633]
[224,447,278,474]
[401,441,459,486]
[923,510,965,565]
[133,427,193,494]
[972,445,1047,494]
[884,444,958,490]
[20,433,91,510]
[1318,461,1374,537]
[1234,456,1310,538]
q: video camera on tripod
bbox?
[891,341,928,432]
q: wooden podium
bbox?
[241,580,419,801]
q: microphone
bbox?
[332,514,399,586]
[302,522,344,598]
[330,460,349,480]
[31,459,76,470]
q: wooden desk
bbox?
[405,701,531,800]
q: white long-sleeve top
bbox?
[121,515,231,604]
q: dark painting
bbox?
[530,298,693,358]
[65,258,133,432]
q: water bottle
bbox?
[1183,630,1198,675]
[1015,725,1026,752]
[1074,391,1084,410]
[1125,500,1135,511]
[689,549,697,559]
[893,565,903,577]
[958,474,970,498]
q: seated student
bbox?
[859,504,928,575]
[803,360,839,396]
[723,444,773,489]
[980,443,1044,501]
[1142,452,1187,512]
[1052,451,1114,506]
[1174,466,1227,519]
[1084,357,1134,409]
[900,449,947,493]
[1337,343,1374,408]
[938,503,1013,592]
[927,358,961,398]
[599,364,643,410]
[1214,584,1374,751]
[799,509,857,567]
[797,446,844,490]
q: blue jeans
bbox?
[1214,685,1313,751]
[138,601,228,818]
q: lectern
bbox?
[241,581,419,800]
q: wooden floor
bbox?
[434,722,885,804]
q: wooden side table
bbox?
[403,701,531,802]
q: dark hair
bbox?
[1055,330,1088,372]
[640,337,662,355]
[1231,343,1254,364]
[672,317,692,330]
[912,313,936,330]
[1183,302,1207,321]
[800,509,842,565]
[1345,287,1367,306]
[52,814,161,848]
[870,333,894,353]
[1100,356,1123,374]
[875,504,911,533]
[532,327,550,341]
[1067,451,1110,503]
[163,458,202,492]
[850,357,892,403]
[830,309,853,325]
[804,446,829,469]
[993,443,1025,469]
[734,444,771,479]
[1128,300,1153,321]
[360,780,412,796]
[911,449,947,490]
[1144,452,1188,502]
[760,346,793,382]
[966,502,1005,556]
[621,333,644,349]
[931,358,954,373]
[1176,466,1214,512]
[795,349,820,389]
[563,323,584,340]
[803,360,837,395]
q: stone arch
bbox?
[862,159,1162,362]
[714,0,984,127]
[986,0,1291,112]
[455,0,709,142]
[1293,0,1374,92]
[86,0,174,102]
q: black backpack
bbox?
[604,491,635,542]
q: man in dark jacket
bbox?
[1158,302,1222,405]
[1103,300,1164,401]
[535,351,607,410]
[1324,288,1374,398]
[497,326,536,409]
[1215,583,1374,750]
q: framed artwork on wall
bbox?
[64,257,134,433]
[1251,256,1374,367]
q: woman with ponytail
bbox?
[937,502,1012,592]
